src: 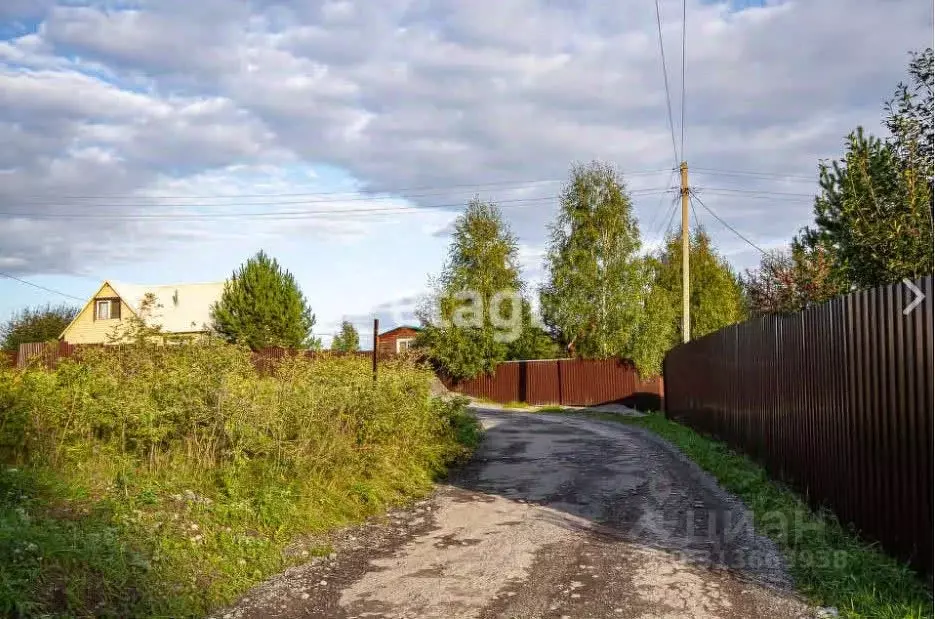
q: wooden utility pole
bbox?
[680,161,690,343]
[372,318,379,382]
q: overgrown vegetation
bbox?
[566,409,933,619]
[0,344,479,617]
[1,303,78,352]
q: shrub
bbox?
[0,343,478,616]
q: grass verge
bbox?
[563,409,932,619]
[0,345,481,617]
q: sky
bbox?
[0,0,931,346]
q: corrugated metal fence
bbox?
[443,358,664,409]
[664,275,933,571]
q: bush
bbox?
[0,343,478,616]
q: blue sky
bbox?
[0,0,931,345]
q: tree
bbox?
[211,250,318,350]
[540,162,647,358]
[628,262,678,378]
[802,50,933,289]
[1,303,78,352]
[742,241,842,316]
[886,48,933,179]
[417,198,538,379]
[505,303,562,360]
[651,227,747,341]
[331,321,360,352]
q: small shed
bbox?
[377,325,421,355]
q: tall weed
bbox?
[0,343,478,616]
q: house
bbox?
[376,325,421,355]
[60,281,224,345]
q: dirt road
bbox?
[213,408,811,618]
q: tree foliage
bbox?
[417,199,541,379]
[330,321,360,352]
[742,241,842,316]
[651,227,747,341]
[211,250,318,350]
[1,303,78,352]
[540,162,647,358]
[801,49,933,289]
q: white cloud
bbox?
[0,0,931,284]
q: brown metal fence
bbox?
[664,275,933,571]
[443,358,665,409]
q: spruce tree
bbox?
[211,250,316,350]
[540,162,646,358]
[331,321,360,352]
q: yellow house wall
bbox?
[61,284,139,344]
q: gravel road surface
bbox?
[212,408,811,619]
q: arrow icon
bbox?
[902,279,925,315]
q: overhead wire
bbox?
[10,169,674,203]
[679,0,687,159]
[0,272,86,302]
[653,0,680,166]
[692,167,815,182]
[689,191,768,256]
[641,169,678,241]
[0,188,677,221]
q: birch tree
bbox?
[540,162,647,358]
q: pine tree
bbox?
[540,162,646,358]
[331,321,360,352]
[802,128,932,288]
[211,250,317,350]
[802,50,933,289]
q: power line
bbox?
[10,169,674,203]
[680,0,687,159]
[653,0,680,166]
[697,187,815,197]
[662,194,681,241]
[0,188,678,221]
[641,169,678,241]
[692,167,815,182]
[689,191,768,256]
[0,272,86,302]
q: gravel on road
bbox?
[211,408,812,619]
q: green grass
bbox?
[501,401,530,409]
[0,345,482,617]
[562,410,933,619]
[534,404,567,413]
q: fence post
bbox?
[372,318,378,383]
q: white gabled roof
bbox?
[108,281,224,334]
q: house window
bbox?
[95,299,120,320]
[396,338,414,353]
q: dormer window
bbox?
[95,299,121,320]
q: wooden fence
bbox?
[443,358,664,410]
[664,275,933,571]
